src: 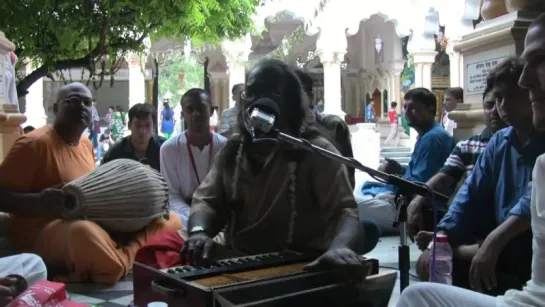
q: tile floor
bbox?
[66,236,422,306]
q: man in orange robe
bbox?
[0,83,181,284]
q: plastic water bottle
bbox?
[429,233,453,285]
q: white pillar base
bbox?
[351,123,381,186]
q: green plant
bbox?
[158,54,204,106]
[0,0,260,97]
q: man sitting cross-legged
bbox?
[397,13,545,307]
[407,83,507,241]
[136,59,376,271]
[356,88,455,234]
[414,57,543,295]
[0,83,181,284]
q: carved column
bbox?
[126,53,147,109]
[208,71,229,114]
[0,32,26,162]
[411,51,437,89]
[23,63,46,129]
[222,35,251,108]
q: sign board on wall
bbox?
[466,57,507,95]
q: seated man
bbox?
[294,68,355,188]
[415,57,541,294]
[0,83,181,284]
[356,88,455,234]
[96,128,114,161]
[397,13,545,307]
[101,103,166,172]
[136,60,374,270]
[407,84,507,240]
[218,83,244,138]
[160,88,227,227]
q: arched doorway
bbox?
[372,89,382,117]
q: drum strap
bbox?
[185,131,213,185]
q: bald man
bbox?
[0,83,181,284]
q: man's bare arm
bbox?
[482,215,530,251]
[328,216,365,254]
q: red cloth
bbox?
[388,109,398,124]
[135,229,185,269]
[11,280,88,307]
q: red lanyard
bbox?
[185,132,213,185]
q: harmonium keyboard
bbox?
[133,250,397,307]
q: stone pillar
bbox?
[320,51,346,118]
[23,63,46,129]
[208,72,229,114]
[222,35,251,108]
[126,53,147,109]
[351,123,381,185]
[447,43,463,88]
[411,51,437,89]
[0,32,26,162]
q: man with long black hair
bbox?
[136,59,377,270]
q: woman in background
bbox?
[161,102,175,139]
[110,105,126,141]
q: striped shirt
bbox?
[440,128,492,183]
[218,107,239,134]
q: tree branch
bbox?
[16,34,149,98]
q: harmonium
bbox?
[134,250,397,307]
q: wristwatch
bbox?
[189,226,206,235]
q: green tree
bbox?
[159,55,204,106]
[0,0,260,97]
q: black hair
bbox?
[294,68,314,95]
[531,12,545,29]
[486,56,524,91]
[483,81,494,100]
[221,59,319,170]
[163,102,172,120]
[128,103,156,126]
[390,101,398,108]
[181,88,210,105]
[231,83,245,95]
[108,105,114,110]
[23,126,35,134]
[404,88,437,114]
[445,87,464,102]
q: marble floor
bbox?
[65,236,422,306]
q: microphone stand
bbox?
[272,130,449,293]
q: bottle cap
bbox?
[435,234,448,243]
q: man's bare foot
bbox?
[415,231,434,251]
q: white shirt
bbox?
[218,107,238,134]
[160,131,227,228]
[498,154,545,306]
[442,112,457,136]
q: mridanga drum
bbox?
[62,159,170,233]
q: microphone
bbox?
[247,98,279,138]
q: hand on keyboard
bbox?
[180,232,217,266]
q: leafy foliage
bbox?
[0,0,260,96]
[158,54,204,106]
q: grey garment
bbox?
[0,253,48,285]
[396,282,496,307]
